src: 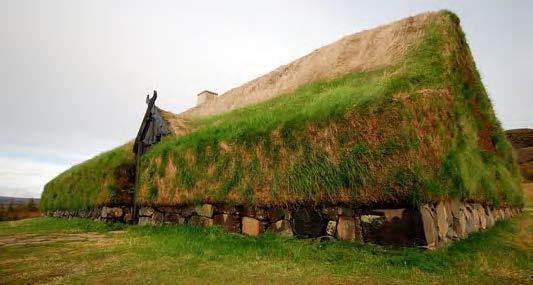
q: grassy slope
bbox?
[137,11,522,208]
[41,11,522,211]
[1,196,531,284]
[40,143,135,211]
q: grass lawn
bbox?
[1,185,532,284]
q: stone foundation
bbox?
[45,200,521,248]
[44,206,133,223]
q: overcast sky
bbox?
[0,0,531,198]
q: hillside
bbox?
[0,197,40,206]
[41,11,523,211]
[506,128,533,181]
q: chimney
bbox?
[197,90,218,106]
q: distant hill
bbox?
[506,128,533,181]
[0,196,40,206]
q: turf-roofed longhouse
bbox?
[41,11,523,248]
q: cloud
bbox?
[0,156,67,198]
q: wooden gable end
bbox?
[133,91,170,156]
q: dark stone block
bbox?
[216,205,239,215]
[158,207,177,214]
[267,208,285,222]
[290,207,327,238]
[361,208,426,246]
[337,207,354,217]
[188,215,213,227]
[163,212,182,224]
[242,207,268,220]
[181,206,195,218]
[321,207,338,221]
[213,214,241,232]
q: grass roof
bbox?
[41,11,523,211]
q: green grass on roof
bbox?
[41,143,134,211]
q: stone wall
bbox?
[419,200,521,249]
[45,206,133,223]
[45,200,521,248]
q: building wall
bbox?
[197,91,217,106]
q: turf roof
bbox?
[41,11,523,211]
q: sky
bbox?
[0,0,531,198]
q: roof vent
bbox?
[197,90,218,106]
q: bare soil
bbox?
[0,231,118,247]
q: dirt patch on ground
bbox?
[180,12,434,119]
[0,231,122,247]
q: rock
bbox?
[452,211,466,239]
[318,235,335,242]
[139,207,155,217]
[321,207,338,221]
[491,209,500,221]
[101,207,123,219]
[267,208,285,222]
[163,212,182,224]
[269,219,293,237]
[181,206,195,218]
[464,207,476,234]
[476,206,487,230]
[360,214,384,224]
[478,205,487,227]
[217,205,239,215]
[360,214,385,241]
[242,207,268,220]
[485,207,495,228]
[124,213,133,224]
[326,220,337,236]
[493,209,498,220]
[363,209,427,246]
[138,216,154,226]
[158,207,176,214]
[435,201,448,243]
[336,216,359,241]
[213,214,241,232]
[188,215,214,227]
[420,204,438,248]
[505,208,511,218]
[371,209,405,221]
[152,211,164,225]
[444,200,454,227]
[337,207,354,217]
[450,199,463,218]
[290,207,326,238]
[204,217,214,227]
[195,204,214,218]
[242,217,262,236]
[100,207,108,218]
[446,227,458,240]
[283,210,292,221]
